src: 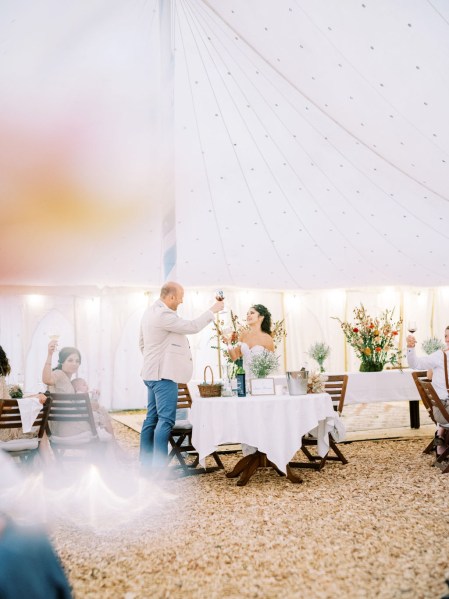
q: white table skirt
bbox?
[250,371,420,405]
[190,393,338,474]
[344,370,420,405]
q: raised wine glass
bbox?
[220,325,233,347]
[215,289,226,314]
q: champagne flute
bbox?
[48,333,60,359]
[221,325,233,347]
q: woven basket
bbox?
[198,366,222,398]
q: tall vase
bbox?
[317,359,325,373]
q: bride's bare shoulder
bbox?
[262,332,275,350]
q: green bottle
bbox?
[236,358,246,397]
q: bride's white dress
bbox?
[240,342,265,376]
[240,342,266,456]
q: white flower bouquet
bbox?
[308,342,330,373]
[8,384,23,399]
[248,350,279,379]
[421,337,446,355]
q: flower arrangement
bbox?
[271,320,287,349]
[421,337,446,355]
[212,310,248,365]
[333,304,403,372]
[308,342,330,373]
[8,384,23,399]
[248,350,279,379]
[307,371,328,394]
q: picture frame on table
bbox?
[250,378,275,396]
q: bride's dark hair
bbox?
[252,304,272,335]
[54,347,82,371]
[0,345,11,377]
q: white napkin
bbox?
[330,413,346,442]
[17,397,43,433]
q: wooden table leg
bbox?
[226,451,302,486]
[266,459,286,478]
[409,400,420,429]
[236,453,262,486]
[286,464,304,484]
[226,454,255,479]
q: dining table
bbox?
[274,370,423,428]
[343,369,422,428]
[189,391,339,486]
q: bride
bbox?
[224,304,275,456]
[226,304,274,366]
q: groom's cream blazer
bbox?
[139,299,214,384]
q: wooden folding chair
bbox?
[411,371,435,454]
[167,384,224,476]
[417,380,449,473]
[290,374,349,471]
[46,393,103,460]
[0,397,51,465]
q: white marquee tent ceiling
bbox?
[1,0,449,290]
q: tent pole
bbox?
[398,289,404,368]
[159,0,176,281]
[430,289,435,338]
[343,293,348,372]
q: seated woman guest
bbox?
[42,341,115,443]
[225,304,275,456]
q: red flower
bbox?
[392,331,398,335]
[369,324,375,329]
[353,328,359,333]
[375,347,382,352]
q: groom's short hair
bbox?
[160,282,180,298]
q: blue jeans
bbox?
[140,379,178,468]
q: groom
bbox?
[139,282,224,471]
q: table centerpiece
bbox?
[8,384,23,398]
[333,304,402,372]
[308,341,330,373]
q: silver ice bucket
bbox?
[286,371,309,396]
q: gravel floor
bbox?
[49,421,449,599]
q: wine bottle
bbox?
[236,358,246,397]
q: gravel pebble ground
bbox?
[50,421,449,599]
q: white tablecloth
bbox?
[190,393,338,474]
[344,370,420,405]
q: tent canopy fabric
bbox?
[2,1,449,409]
[1,0,449,291]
